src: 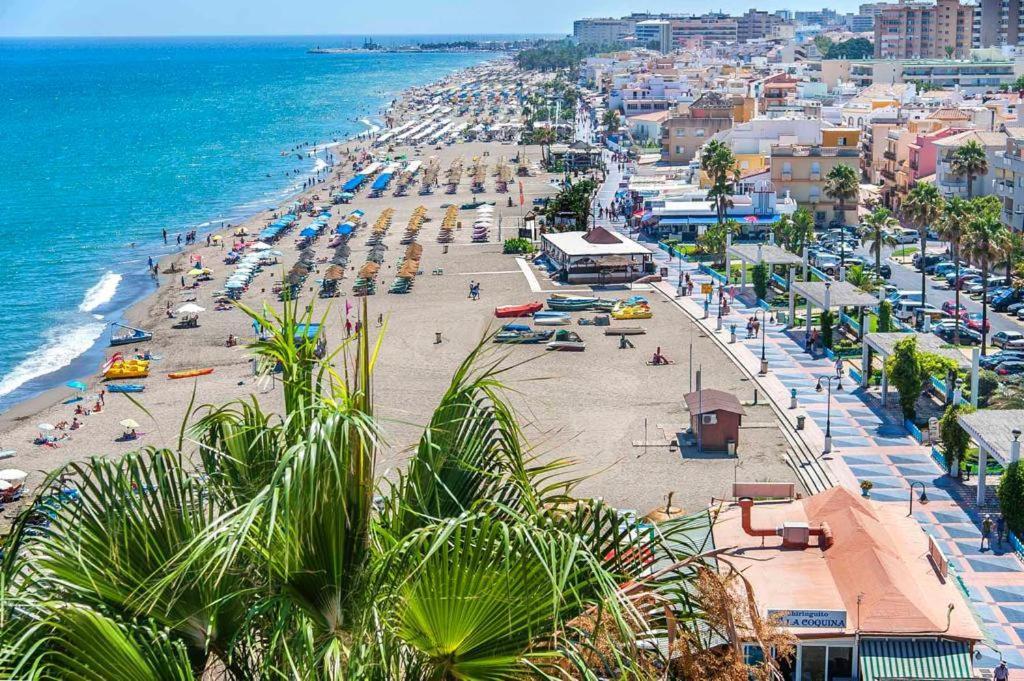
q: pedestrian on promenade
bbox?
[995,661,1009,680]
[835,356,844,377]
[804,330,811,352]
[982,515,993,551]
[752,318,760,337]
[746,318,754,339]
[997,515,1006,548]
[469,280,476,299]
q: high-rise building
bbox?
[670,14,739,45]
[572,18,636,44]
[973,0,1024,47]
[737,9,783,41]
[874,0,974,59]
[635,20,672,52]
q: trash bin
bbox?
[726,440,737,456]
[660,266,668,277]
[796,415,806,430]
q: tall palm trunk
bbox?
[874,226,882,274]
[953,241,961,347]
[982,256,990,355]
[920,228,928,312]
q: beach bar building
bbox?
[541,226,653,284]
[683,389,744,452]
[710,487,982,680]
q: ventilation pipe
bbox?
[737,497,833,549]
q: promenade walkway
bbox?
[591,155,1024,672]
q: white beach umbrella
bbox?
[476,205,495,213]
[0,469,27,482]
[251,241,273,251]
[0,479,11,492]
[37,423,55,431]
[176,303,206,315]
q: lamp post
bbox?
[908,480,929,516]
[815,372,844,455]
[756,308,769,375]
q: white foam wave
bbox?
[313,157,328,172]
[0,322,106,398]
[359,117,382,135]
[78,271,122,313]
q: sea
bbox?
[0,35,538,411]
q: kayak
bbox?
[494,302,543,318]
[167,368,214,379]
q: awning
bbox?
[859,639,973,681]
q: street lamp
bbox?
[908,480,929,516]
[756,308,769,375]
[815,373,844,455]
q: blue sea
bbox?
[0,36,504,410]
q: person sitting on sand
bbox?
[70,417,81,431]
[93,400,102,413]
[226,334,237,347]
[55,420,68,430]
[74,404,84,416]
[651,347,670,365]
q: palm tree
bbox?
[534,126,556,165]
[902,182,945,310]
[845,263,879,293]
[858,205,899,278]
[792,207,816,258]
[601,108,620,138]
[0,300,786,680]
[823,163,860,269]
[701,139,739,231]
[938,197,970,345]
[964,196,1011,354]
[949,139,989,200]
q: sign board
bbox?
[768,609,847,629]
[701,283,714,294]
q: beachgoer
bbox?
[93,400,102,413]
[354,320,362,335]
[162,229,168,244]
[469,280,476,299]
[982,515,993,551]
[70,417,80,430]
[226,334,236,347]
[345,319,352,337]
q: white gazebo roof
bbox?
[957,410,1024,465]
[791,281,879,310]
[727,243,803,266]
[542,227,651,258]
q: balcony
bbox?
[883,150,897,161]
[880,168,896,181]
[809,172,821,181]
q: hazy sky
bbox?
[1,0,858,37]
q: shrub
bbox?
[999,461,1024,535]
[752,263,769,302]
[820,310,834,349]
[939,403,974,472]
[877,300,893,332]
[886,337,923,420]
[502,237,535,254]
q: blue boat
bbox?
[107,384,145,393]
[109,322,153,347]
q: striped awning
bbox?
[859,638,973,680]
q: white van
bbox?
[887,290,923,304]
[894,300,930,321]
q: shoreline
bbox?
[0,58,481,416]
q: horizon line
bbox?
[0,31,566,40]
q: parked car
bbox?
[949,274,982,290]
[996,361,1024,376]
[914,253,945,271]
[981,351,1024,369]
[1008,301,1024,315]
[946,269,980,287]
[942,301,967,317]
[865,262,892,279]
[924,260,954,275]
[992,331,1024,349]
[992,288,1024,312]
[962,312,991,333]
[893,228,919,244]
[933,262,962,278]
[934,324,982,345]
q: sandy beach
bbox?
[0,59,797,522]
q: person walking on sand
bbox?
[982,515,993,551]
[345,319,352,337]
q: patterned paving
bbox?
[593,174,1024,670]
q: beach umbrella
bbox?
[0,469,27,482]
[299,227,318,238]
[0,479,12,492]
[270,250,283,256]
[234,227,249,235]
[176,303,206,315]
[188,268,205,277]
[211,234,223,242]
[119,419,140,429]
[477,205,495,213]
[38,423,55,432]
[251,241,272,251]
[66,380,87,391]
[644,493,684,524]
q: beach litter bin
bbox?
[660,266,668,278]
[594,314,610,326]
[796,415,806,430]
[726,440,736,456]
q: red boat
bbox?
[494,301,543,318]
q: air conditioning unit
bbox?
[701,413,718,425]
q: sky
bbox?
[0,0,861,37]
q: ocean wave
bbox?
[0,321,106,398]
[359,117,382,135]
[313,157,328,172]
[78,271,122,313]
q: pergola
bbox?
[861,332,979,409]
[957,410,1024,505]
[725,243,803,292]
[788,281,879,337]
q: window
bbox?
[695,128,706,137]
[675,128,686,137]
[811,161,821,175]
[837,136,847,146]
[782,161,792,175]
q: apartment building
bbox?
[573,18,636,44]
[670,15,739,46]
[823,57,1023,93]
[934,129,1007,197]
[661,92,742,164]
[737,10,784,41]
[997,127,1024,231]
[710,117,840,177]
[973,0,1024,47]
[636,20,672,52]
[769,128,862,225]
[874,0,974,59]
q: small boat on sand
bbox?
[546,296,597,311]
[533,312,571,326]
[107,384,145,393]
[603,327,646,336]
[494,328,554,344]
[547,330,585,351]
[168,368,214,379]
[494,302,543,318]
[109,322,153,347]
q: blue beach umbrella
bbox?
[299,227,317,238]
[66,380,87,391]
